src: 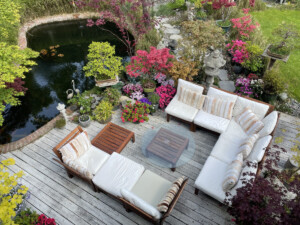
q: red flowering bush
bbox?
[155,85,176,109]
[126,47,174,78]
[227,40,249,64]
[121,101,150,123]
[202,0,236,22]
[231,8,259,40]
[36,214,56,225]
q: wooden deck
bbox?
[1,110,297,225]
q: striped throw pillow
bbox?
[235,107,264,135]
[69,131,91,158]
[222,153,243,191]
[60,143,78,160]
[202,96,234,120]
[63,157,93,179]
[238,134,259,160]
[157,176,185,213]
[178,87,205,109]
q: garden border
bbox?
[18,12,99,49]
[0,114,62,154]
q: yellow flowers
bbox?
[0,158,28,224]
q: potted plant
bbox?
[203,0,236,32]
[241,42,264,74]
[83,42,123,87]
[121,101,150,123]
[148,93,160,113]
[68,93,93,127]
[103,87,121,110]
[155,84,176,109]
[141,78,156,94]
[122,83,144,97]
[94,100,113,124]
[55,118,66,129]
[266,23,299,59]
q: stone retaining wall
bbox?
[0,114,62,154]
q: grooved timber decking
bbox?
[1,110,295,225]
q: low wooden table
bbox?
[91,122,135,154]
[145,128,189,171]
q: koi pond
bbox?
[0,19,128,144]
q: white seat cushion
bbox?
[210,134,244,164]
[195,156,258,203]
[178,79,204,93]
[207,87,238,103]
[121,189,161,219]
[165,98,199,122]
[193,110,230,133]
[131,170,172,207]
[92,152,145,197]
[75,145,110,175]
[224,120,248,139]
[233,96,269,120]
[258,111,278,137]
[248,135,272,162]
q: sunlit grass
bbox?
[252,9,300,100]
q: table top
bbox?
[142,125,195,169]
[91,122,134,154]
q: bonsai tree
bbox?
[83,42,123,81]
[268,22,299,57]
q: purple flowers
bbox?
[235,75,264,99]
[123,83,143,96]
[139,97,152,105]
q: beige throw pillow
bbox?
[239,134,259,160]
[235,107,264,135]
[178,87,205,109]
[202,96,234,120]
[222,153,243,191]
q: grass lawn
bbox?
[252,9,300,100]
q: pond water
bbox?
[0,20,129,144]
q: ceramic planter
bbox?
[79,115,91,127]
[144,87,156,93]
[98,116,112,124]
[95,75,119,88]
[216,20,231,33]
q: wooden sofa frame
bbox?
[52,126,98,192]
[53,126,188,224]
[120,178,189,225]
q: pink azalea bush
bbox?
[202,0,236,21]
[155,85,176,108]
[126,47,174,78]
[231,8,259,40]
[227,40,249,64]
[36,214,56,225]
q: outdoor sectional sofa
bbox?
[53,126,188,225]
[166,79,280,203]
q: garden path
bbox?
[1,110,297,225]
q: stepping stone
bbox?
[218,69,229,81]
[162,23,174,29]
[219,81,235,93]
[164,28,180,35]
[170,34,183,41]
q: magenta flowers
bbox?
[155,85,176,109]
[227,40,249,64]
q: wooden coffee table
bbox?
[145,128,189,171]
[91,122,135,154]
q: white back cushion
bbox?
[177,79,204,95]
[258,111,278,137]
[121,189,161,219]
[207,87,238,103]
[233,97,269,120]
[248,135,272,162]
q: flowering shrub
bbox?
[103,88,121,107]
[227,40,249,64]
[155,85,176,108]
[154,73,175,87]
[37,214,56,225]
[241,42,264,72]
[121,101,150,123]
[122,83,143,96]
[0,158,28,224]
[126,47,174,78]
[130,91,145,101]
[231,8,259,40]
[235,74,264,99]
[202,0,236,22]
